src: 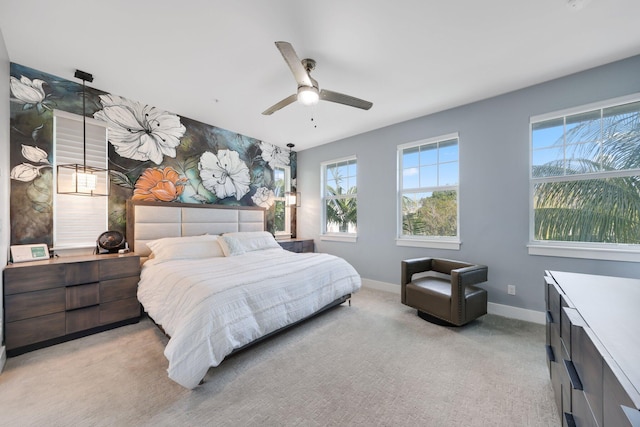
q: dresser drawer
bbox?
[99,297,140,324]
[604,358,640,427]
[99,256,140,281]
[573,326,604,426]
[3,264,66,294]
[5,312,66,349]
[65,261,99,285]
[5,288,65,322]
[571,388,599,427]
[100,276,138,303]
[66,283,99,310]
[66,306,100,334]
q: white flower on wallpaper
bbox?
[10,163,46,182]
[10,75,52,113]
[252,187,275,208]
[21,144,50,164]
[93,94,186,165]
[198,150,251,200]
[10,144,52,182]
[259,141,290,169]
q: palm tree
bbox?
[326,185,357,233]
[533,103,640,244]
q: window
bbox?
[321,157,357,242]
[53,110,108,254]
[529,94,640,261]
[273,165,291,237]
[397,133,460,249]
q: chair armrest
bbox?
[450,265,488,325]
[401,258,433,285]
[401,258,433,304]
[452,265,488,288]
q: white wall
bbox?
[298,54,640,313]
[0,27,10,371]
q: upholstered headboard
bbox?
[126,200,266,256]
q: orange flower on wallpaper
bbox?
[132,167,187,202]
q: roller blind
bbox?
[53,110,108,250]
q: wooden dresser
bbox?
[278,238,314,253]
[3,253,141,356]
[545,270,640,426]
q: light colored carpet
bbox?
[0,288,558,426]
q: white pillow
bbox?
[145,234,224,261]
[220,231,281,256]
[217,235,246,257]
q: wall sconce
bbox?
[57,70,109,196]
[284,143,300,206]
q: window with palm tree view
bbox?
[273,165,291,236]
[322,157,357,237]
[531,95,640,251]
[398,134,459,247]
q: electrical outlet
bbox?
[507,285,516,295]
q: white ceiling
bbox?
[2,0,640,151]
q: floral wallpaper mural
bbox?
[9,63,296,246]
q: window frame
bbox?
[320,155,358,243]
[528,92,640,262]
[272,164,292,238]
[396,133,461,250]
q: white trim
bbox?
[487,302,545,325]
[361,278,400,294]
[360,278,545,324]
[527,242,640,262]
[397,132,460,150]
[528,93,640,259]
[397,133,460,243]
[320,234,357,243]
[395,238,461,250]
[320,155,358,167]
[530,92,640,123]
[320,155,358,237]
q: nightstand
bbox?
[278,238,314,253]
[3,253,141,356]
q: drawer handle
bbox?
[546,345,555,363]
[563,359,583,391]
[546,310,554,323]
[563,412,577,427]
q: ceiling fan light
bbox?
[297,86,319,106]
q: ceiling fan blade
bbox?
[275,41,313,88]
[320,89,373,110]
[262,94,297,115]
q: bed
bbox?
[126,200,361,389]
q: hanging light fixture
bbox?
[57,70,109,196]
[284,143,300,206]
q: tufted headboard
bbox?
[126,200,266,256]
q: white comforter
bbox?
[138,248,361,389]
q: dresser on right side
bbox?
[545,271,640,426]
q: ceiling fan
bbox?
[262,41,373,115]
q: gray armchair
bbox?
[401,257,488,326]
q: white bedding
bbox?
[138,247,361,389]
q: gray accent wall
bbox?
[1,27,9,371]
[298,54,640,313]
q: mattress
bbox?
[138,247,361,388]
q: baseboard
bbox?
[487,302,545,324]
[0,345,6,373]
[360,278,545,325]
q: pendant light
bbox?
[57,70,109,196]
